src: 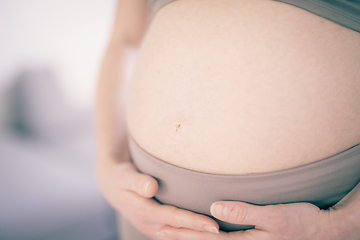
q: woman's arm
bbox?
[95,0,147,162]
[95,1,219,238]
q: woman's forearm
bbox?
[96,0,148,163]
[95,39,128,162]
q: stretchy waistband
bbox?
[129,134,360,231]
[149,0,360,33]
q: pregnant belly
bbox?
[125,0,360,174]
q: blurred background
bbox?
[0,0,135,239]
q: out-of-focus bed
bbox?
[0,69,118,240]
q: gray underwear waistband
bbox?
[149,0,360,33]
[129,135,360,231]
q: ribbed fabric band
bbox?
[129,134,360,231]
[149,0,360,32]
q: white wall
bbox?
[0,0,116,109]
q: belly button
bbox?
[175,124,182,137]
[170,122,186,140]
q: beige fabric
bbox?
[128,133,360,232]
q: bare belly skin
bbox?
[126,0,360,174]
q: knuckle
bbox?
[169,207,182,228]
[192,214,207,229]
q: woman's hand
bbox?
[96,0,219,237]
[95,0,220,238]
[96,154,220,240]
[210,202,330,240]
[158,182,360,240]
[157,202,328,239]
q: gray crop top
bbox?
[149,0,360,33]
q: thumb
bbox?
[210,201,269,229]
[116,162,159,198]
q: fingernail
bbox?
[211,203,228,218]
[205,226,219,233]
[143,181,150,195]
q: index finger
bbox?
[156,204,220,233]
[123,191,220,234]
